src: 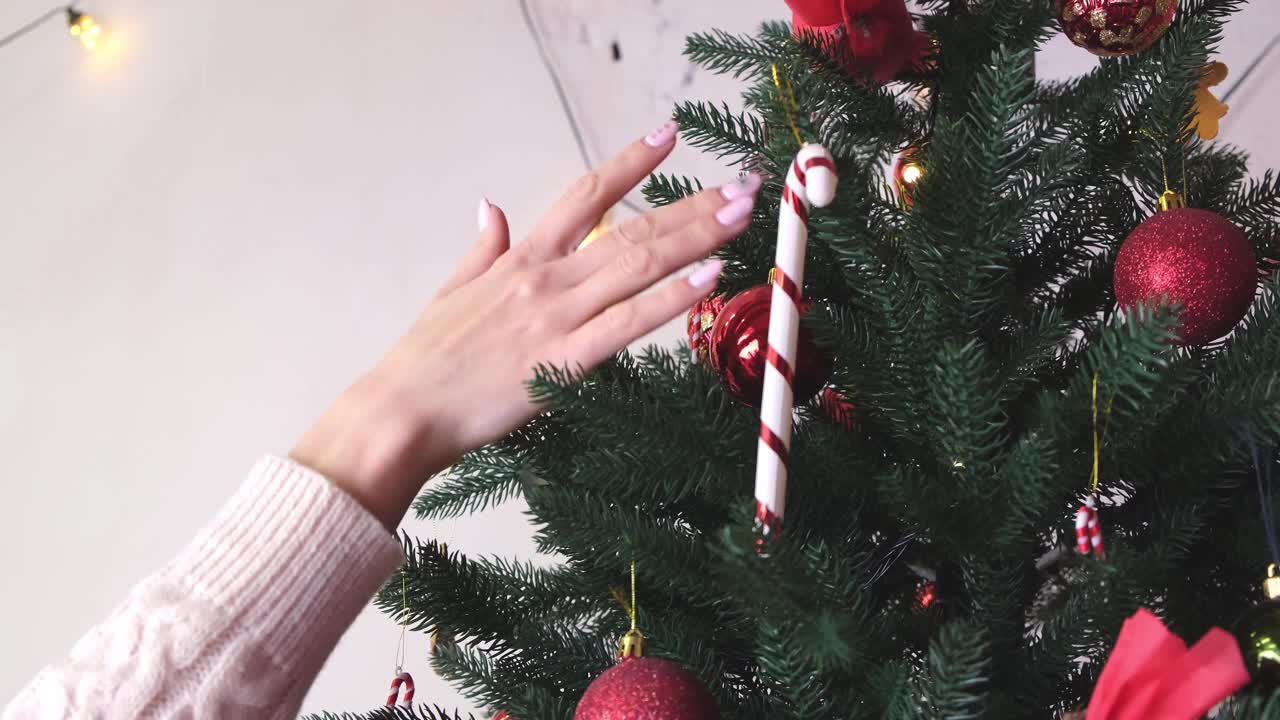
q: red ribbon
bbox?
[1086,609,1248,720]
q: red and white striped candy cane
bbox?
[1075,496,1103,556]
[754,143,838,540]
[386,670,415,706]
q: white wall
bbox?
[1,1,1277,716]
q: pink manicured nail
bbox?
[643,120,679,148]
[477,197,491,231]
[720,173,763,201]
[715,195,755,226]
[688,259,723,289]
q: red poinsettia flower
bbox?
[842,0,918,82]
[785,0,844,27]
[784,0,919,84]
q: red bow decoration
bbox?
[1086,609,1249,720]
[784,0,930,83]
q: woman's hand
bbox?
[291,121,762,528]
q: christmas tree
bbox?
[318,1,1280,718]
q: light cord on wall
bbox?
[1222,33,1280,104]
[0,5,102,52]
[0,5,72,50]
[517,0,645,215]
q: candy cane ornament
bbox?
[1075,496,1103,557]
[386,670,415,707]
[754,143,838,541]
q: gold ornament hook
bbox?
[617,560,645,658]
[1156,190,1187,212]
[771,64,804,149]
[1265,564,1280,600]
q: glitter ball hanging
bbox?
[573,656,718,720]
[1113,206,1257,346]
[687,294,726,364]
[1056,0,1177,57]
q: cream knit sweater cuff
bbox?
[172,455,405,671]
[3,456,404,720]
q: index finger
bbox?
[525,121,679,260]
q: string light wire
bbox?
[0,4,73,51]
[516,0,645,215]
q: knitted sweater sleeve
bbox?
[2,456,404,720]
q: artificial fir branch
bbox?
[683,27,786,80]
[918,623,991,720]
[671,101,766,162]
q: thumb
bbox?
[434,197,511,300]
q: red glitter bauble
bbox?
[1056,0,1176,56]
[707,285,834,407]
[1113,208,1257,346]
[573,656,718,720]
[687,294,727,364]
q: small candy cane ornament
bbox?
[386,670,415,706]
[754,143,838,540]
[1074,374,1109,558]
[1075,496,1103,556]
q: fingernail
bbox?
[477,197,491,232]
[688,258,723,289]
[715,195,755,226]
[643,120,679,148]
[720,173,763,201]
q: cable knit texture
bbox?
[2,456,404,720]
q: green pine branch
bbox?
[917,623,991,720]
[671,101,766,163]
[684,26,786,79]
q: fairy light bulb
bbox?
[577,209,614,251]
[892,147,926,206]
[66,10,102,51]
[578,223,610,251]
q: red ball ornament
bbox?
[687,295,726,365]
[1056,0,1177,57]
[707,285,834,407]
[1113,204,1257,346]
[574,656,718,720]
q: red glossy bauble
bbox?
[1056,0,1176,57]
[687,295,726,365]
[1113,208,1257,346]
[707,285,834,407]
[574,656,718,720]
